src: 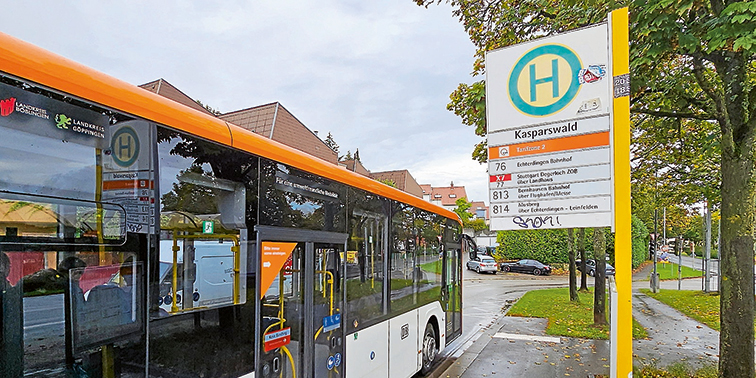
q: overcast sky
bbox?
[0,1,489,203]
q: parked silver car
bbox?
[466,256,498,274]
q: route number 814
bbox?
[491,190,509,201]
[491,204,510,214]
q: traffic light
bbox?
[648,238,655,260]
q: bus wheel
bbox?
[421,323,437,374]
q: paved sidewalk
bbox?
[439,315,611,377]
[434,265,720,377]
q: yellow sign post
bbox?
[609,7,631,378]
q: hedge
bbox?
[495,214,649,269]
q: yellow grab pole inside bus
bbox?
[610,7,631,378]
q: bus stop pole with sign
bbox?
[609,7,631,378]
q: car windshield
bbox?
[482,258,495,263]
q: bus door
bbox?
[441,241,462,344]
[255,226,347,378]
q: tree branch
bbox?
[690,54,728,128]
[633,109,716,121]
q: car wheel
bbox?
[475,266,480,273]
[589,269,595,277]
[420,323,437,375]
[533,268,542,276]
[504,266,511,272]
[466,264,471,271]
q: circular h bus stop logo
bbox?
[111,126,140,167]
[508,44,582,117]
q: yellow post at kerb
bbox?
[610,7,631,378]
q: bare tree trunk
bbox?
[578,228,588,292]
[593,227,607,326]
[719,131,755,378]
[567,228,578,302]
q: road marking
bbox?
[24,320,65,329]
[493,332,562,343]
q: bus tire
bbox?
[421,322,437,375]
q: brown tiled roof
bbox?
[420,184,432,195]
[139,79,216,116]
[371,170,423,198]
[341,159,370,177]
[469,201,489,219]
[220,102,338,164]
[430,184,468,206]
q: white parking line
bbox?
[493,332,562,343]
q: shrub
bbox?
[496,215,649,269]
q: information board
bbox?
[486,23,614,230]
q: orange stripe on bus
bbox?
[488,131,610,160]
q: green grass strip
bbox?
[634,363,717,378]
[651,262,701,280]
[419,260,442,274]
[640,289,721,331]
[507,287,647,340]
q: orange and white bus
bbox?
[0,32,467,378]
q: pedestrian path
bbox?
[439,316,611,377]
[433,264,722,377]
[632,292,719,368]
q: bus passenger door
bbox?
[255,226,347,378]
[442,242,462,344]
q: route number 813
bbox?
[491,190,509,201]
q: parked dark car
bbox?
[500,259,551,276]
[576,259,615,276]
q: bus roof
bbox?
[0,32,462,225]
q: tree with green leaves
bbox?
[453,197,488,232]
[324,132,339,155]
[577,228,589,292]
[194,100,222,116]
[634,3,756,375]
[417,0,756,375]
[567,228,579,302]
[376,178,397,188]
[593,227,607,325]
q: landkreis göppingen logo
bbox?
[508,44,583,117]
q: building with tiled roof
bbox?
[420,184,432,202]
[340,158,370,177]
[220,102,338,164]
[139,78,216,116]
[428,182,468,210]
[141,79,434,199]
[370,170,423,198]
[469,201,490,224]
[141,80,337,165]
